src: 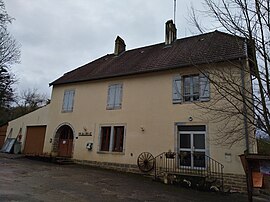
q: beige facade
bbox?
[40,63,254,175]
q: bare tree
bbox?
[190,0,270,146]
[16,88,48,109]
[0,0,20,124]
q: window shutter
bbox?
[172,75,182,103]
[62,91,69,111]
[68,90,75,111]
[199,73,210,101]
[107,85,115,109]
[114,84,123,108]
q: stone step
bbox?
[55,157,74,165]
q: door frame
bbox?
[175,123,209,169]
[52,122,75,158]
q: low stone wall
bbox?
[73,159,141,174]
[73,159,247,192]
[223,173,247,192]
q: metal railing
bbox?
[154,152,224,191]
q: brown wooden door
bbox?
[58,138,73,157]
[24,126,46,154]
[58,128,73,157]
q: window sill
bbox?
[97,151,125,155]
[106,107,122,110]
[173,100,210,104]
[61,110,73,113]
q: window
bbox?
[183,75,199,102]
[107,84,123,110]
[172,73,210,103]
[100,127,111,151]
[99,125,125,153]
[62,90,75,112]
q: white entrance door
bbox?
[178,125,206,168]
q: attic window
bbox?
[140,50,144,53]
[199,38,205,41]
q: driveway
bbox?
[0,156,267,202]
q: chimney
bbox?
[114,36,126,55]
[165,20,177,45]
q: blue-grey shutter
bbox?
[172,75,182,103]
[62,91,69,111]
[199,73,210,101]
[107,85,115,109]
[114,84,123,109]
[68,90,75,111]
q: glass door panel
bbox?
[179,130,206,169]
[194,134,205,149]
[180,134,190,148]
[179,151,191,167]
[193,152,205,168]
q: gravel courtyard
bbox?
[0,156,268,202]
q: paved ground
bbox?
[0,156,268,202]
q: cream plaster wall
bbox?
[43,63,253,175]
[5,104,50,151]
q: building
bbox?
[5,20,256,191]
[0,123,8,148]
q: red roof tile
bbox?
[50,31,246,86]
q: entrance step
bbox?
[55,157,74,165]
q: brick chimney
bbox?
[114,36,126,55]
[165,20,177,45]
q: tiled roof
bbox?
[50,31,246,86]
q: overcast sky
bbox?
[5,0,207,98]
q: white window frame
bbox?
[183,75,200,102]
[172,73,210,104]
[62,89,75,112]
[107,83,123,110]
[98,124,126,154]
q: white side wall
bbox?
[5,105,50,151]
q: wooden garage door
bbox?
[24,126,46,154]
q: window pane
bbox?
[180,134,190,148]
[184,96,191,102]
[192,76,200,101]
[100,127,111,151]
[178,125,206,132]
[184,77,190,95]
[194,134,205,149]
[193,152,205,168]
[183,77,191,101]
[112,126,124,152]
[193,76,199,94]
[179,151,191,167]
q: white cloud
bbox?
[5,0,203,97]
